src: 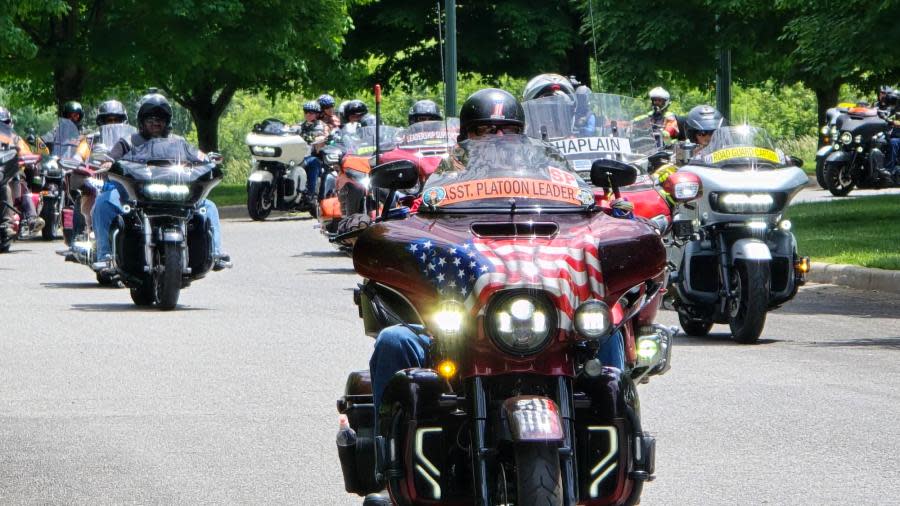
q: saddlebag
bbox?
[320,197,341,219]
[336,370,381,495]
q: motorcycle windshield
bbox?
[0,123,14,147]
[524,93,658,176]
[51,119,82,160]
[99,124,137,148]
[255,118,288,135]
[396,119,460,150]
[117,137,213,184]
[696,125,787,169]
[420,134,595,212]
[339,126,401,155]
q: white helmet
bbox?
[649,87,670,113]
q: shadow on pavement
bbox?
[70,303,211,312]
[306,267,357,275]
[803,337,900,350]
[293,250,347,258]
[674,333,780,347]
[42,282,101,289]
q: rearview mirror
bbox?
[590,159,638,189]
[369,160,418,190]
[788,155,804,168]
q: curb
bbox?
[808,262,900,294]
[219,205,248,220]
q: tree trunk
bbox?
[53,63,87,113]
[177,85,237,153]
[813,82,841,144]
[190,108,221,153]
[564,42,591,88]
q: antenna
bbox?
[437,2,452,147]
[587,0,601,87]
[374,84,382,166]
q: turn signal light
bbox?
[795,257,810,274]
[437,360,457,379]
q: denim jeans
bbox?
[369,324,626,410]
[303,156,322,195]
[92,180,223,259]
[885,138,900,171]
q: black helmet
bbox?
[879,85,894,94]
[317,94,336,109]
[62,101,84,126]
[137,93,173,135]
[458,88,525,141]
[95,100,128,126]
[522,73,576,102]
[0,106,11,125]
[685,105,724,142]
[408,99,442,125]
[341,100,368,123]
[303,100,322,114]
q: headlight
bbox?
[854,135,862,144]
[250,145,280,157]
[839,132,853,144]
[713,192,779,213]
[324,152,340,164]
[486,292,556,355]
[143,183,191,201]
[573,300,612,340]
[820,125,830,135]
[430,300,466,339]
[674,181,700,200]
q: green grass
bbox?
[208,183,246,207]
[790,195,900,270]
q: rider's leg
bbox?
[369,324,431,411]
[595,330,626,371]
[200,199,232,270]
[303,156,322,200]
[91,182,124,261]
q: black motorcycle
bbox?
[37,119,84,241]
[106,137,223,309]
[823,106,893,196]
[0,135,18,253]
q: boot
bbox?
[363,493,392,506]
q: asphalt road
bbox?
[1,215,899,505]
[792,185,900,204]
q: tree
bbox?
[343,1,592,90]
[112,0,356,152]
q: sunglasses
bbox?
[143,116,166,125]
[471,124,522,136]
[696,131,714,137]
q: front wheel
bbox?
[156,242,182,310]
[729,261,769,344]
[815,157,827,189]
[247,181,273,221]
[824,161,855,197]
[40,196,60,240]
[514,444,563,506]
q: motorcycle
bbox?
[0,126,20,253]
[35,119,90,242]
[336,135,673,505]
[814,102,858,188]
[822,105,894,196]
[105,137,223,309]
[668,125,809,343]
[318,124,402,245]
[379,118,460,181]
[244,118,316,220]
[61,123,137,285]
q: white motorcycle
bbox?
[669,126,810,343]
[245,118,314,220]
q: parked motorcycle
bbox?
[822,105,894,196]
[669,125,809,343]
[336,136,673,505]
[245,118,316,220]
[814,102,857,188]
[105,137,223,309]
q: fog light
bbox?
[637,338,659,361]
[432,300,466,338]
[779,220,792,231]
[795,256,810,274]
[437,360,457,379]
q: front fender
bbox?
[502,396,564,442]
[815,145,833,159]
[825,150,852,163]
[731,238,771,263]
[247,170,274,183]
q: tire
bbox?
[247,182,273,221]
[514,443,563,506]
[96,271,117,286]
[729,261,769,344]
[40,196,60,240]
[824,162,855,197]
[156,242,182,310]
[815,158,827,189]
[678,312,713,337]
[130,278,155,306]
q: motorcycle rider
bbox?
[77,100,131,236]
[880,89,900,181]
[296,100,329,208]
[573,85,597,137]
[42,101,86,152]
[0,107,44,238]
[634,87,679,141]
[522,73,577,102]
[92,93,232,272]
[684,104,725,150]
[877,85,895,114]
[369,88,627,414]
[318,94,341,130]
[407,99,442,125]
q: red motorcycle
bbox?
[336,135,673,505]
[379,119,460,182]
